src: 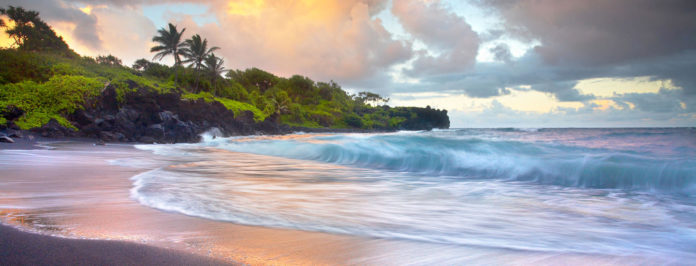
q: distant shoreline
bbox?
[0,127,394,149]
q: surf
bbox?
[126,128,696,259]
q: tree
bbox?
[356,91,389,106]
[203,53,225,86]
[96,54,122,66]
[150,23,187,84]
[1,6,71,53]
[181,34,219,92]
[132,58,151,71]
[227,68,277,93]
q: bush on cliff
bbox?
[0,75,103,129]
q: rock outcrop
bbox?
[15,84,291,143]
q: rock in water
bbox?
[0,135,14,143]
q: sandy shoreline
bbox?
[0,141,405,265]
[0,141,660,265]
[0,223,229,265]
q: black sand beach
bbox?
[0,224,230,265]
[0,141,659,265]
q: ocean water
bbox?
[124,128,696,260]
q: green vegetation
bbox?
[183,92,266,121]
[0,6,449,131]
[0,75,103,129]
[0,6,75,56]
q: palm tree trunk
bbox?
[174,65,178,85]
[194,65,200,92]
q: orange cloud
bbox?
[3,0,407,88]
[591,99,621,111]
[184,0,410,83]
[0,16,15,48]
[227,0,265,16]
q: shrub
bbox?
[0,75,104,129]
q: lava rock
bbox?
[138,136,156,144]
[145,124,164,138]
[1,105,24,121]
[0,134,14,143]
[33,119,74,138]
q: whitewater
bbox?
[124,128,696,260]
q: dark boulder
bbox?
[103,115,116,122]
[99,131,126,142]
[158,111,177,124]
[0,134,14,143]
[2,129,22,138]
[1,105,24,121]
[118,107,140,122]
[99,84,120,112]
[145,124,164,139]
[32,119,75,138]
[70,110,95,126]
[138,136,156,144]
[99,131,118,141]
[237,111,256,124]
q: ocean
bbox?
[118,128,696,260]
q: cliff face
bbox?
[21,85,291,143]
[1,80,450,144]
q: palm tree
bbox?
[182,34,219,92]
[203,53,226,83]
[150,23,187,84]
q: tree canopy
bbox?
[0,6,72,54]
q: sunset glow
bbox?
[1,0,694,127]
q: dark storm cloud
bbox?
[401,0,696,104]
[484,0,696,67]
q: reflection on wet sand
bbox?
[0,142,657,265]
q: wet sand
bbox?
[0,223,228,265]
[0,142,653,265]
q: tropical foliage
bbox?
[0,6,74,55]
[0,6,449,131]
[181,34,219,91]
[150,23,187,83]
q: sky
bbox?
[1,0,695,128]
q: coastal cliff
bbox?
[0,6,449,143]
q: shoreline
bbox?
[0,139,671,265]
[0,223,230,265]
[0,127,396,150]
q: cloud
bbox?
[448,96,695,128]
[484,0,696,67]
[489,43,511,63]
[2,0,695,127]
[530,81,594,102]
[2,0,103,50]
[175,0,412,85]
[88,6,158,65]
[391,0,479,76]
[613,88,689,113]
